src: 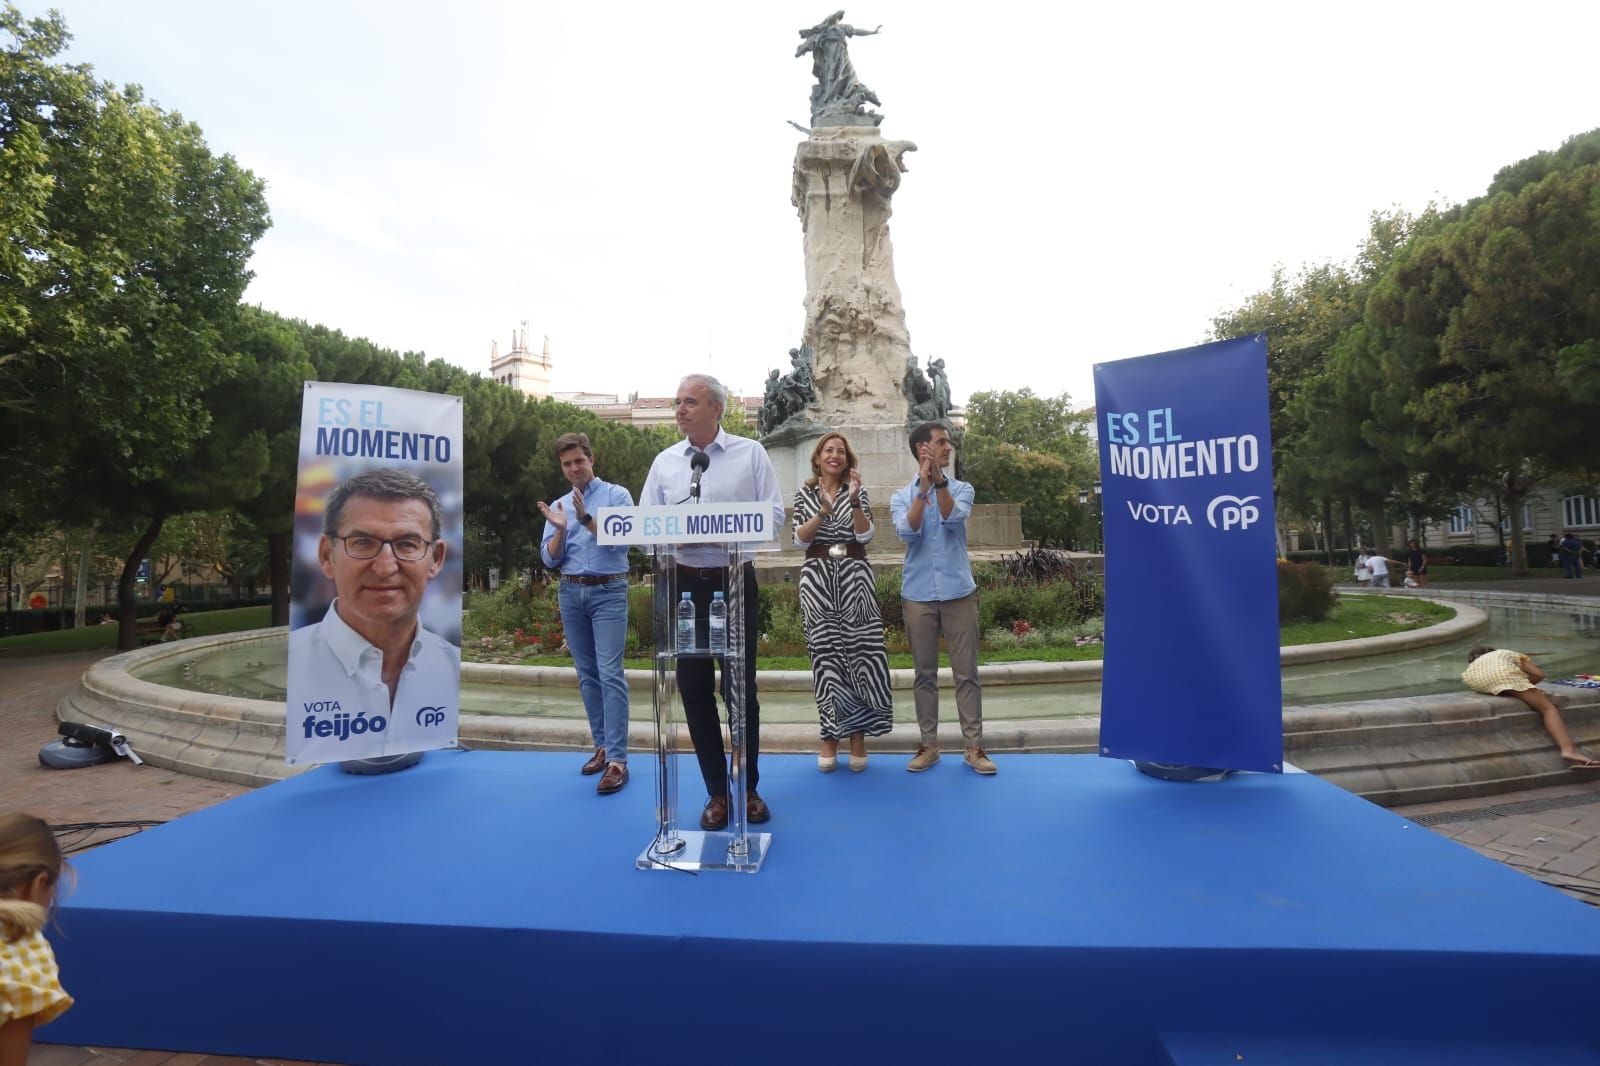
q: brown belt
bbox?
[562,573,624,585]
[805,542,866,561]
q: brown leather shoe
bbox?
[581,747,606,775]
[746,790,770,824]
[597,762,628,794]
[700,794,729,831]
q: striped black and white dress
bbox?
[792,485,894,740]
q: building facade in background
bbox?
[488,327,759,427]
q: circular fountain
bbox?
[58,590,1600,805]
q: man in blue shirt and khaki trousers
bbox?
[890,422,996,776]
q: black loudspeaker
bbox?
[39,721,143,769]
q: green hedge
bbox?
[1284,549,1359,566]
[468,564,1108,659]
[1278,561,1337,623]
[467,559,1360,659]
[1,595,271,637]
[1440,544,1502,567]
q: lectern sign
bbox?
[595,504,775,546]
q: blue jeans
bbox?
[558,577,631,763]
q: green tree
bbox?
[0,6,271,646]
[220,308,316,624]
[961,442,1082,547]
[961,388,1097,546]
[1482,127,1600,201]
[1364,161,1600,572]
[964,389,1092,459]
[1283,328,1416,556]
[1212,209,1436,555]
[720,400,757,439]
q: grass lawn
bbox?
[1280,594,1454,646]
[0,606,272,657]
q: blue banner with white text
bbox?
[1093,335,1282,772]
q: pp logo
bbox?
[415,706,448,728]
[602,514,633,537]
[1206,494,1262,531]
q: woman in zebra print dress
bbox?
[792,433,894,772]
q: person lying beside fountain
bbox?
[1462,645,1600,771]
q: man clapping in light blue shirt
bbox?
[890,421,995,776]
[540,432,635,795]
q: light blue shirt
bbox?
[890,475,977,603]
[286,598,461,766]
[639,429,784,567]
[539,476,634,575]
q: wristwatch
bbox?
[932,478,950,490]
[576,512,594,528]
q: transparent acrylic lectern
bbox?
[588,499,781,875]
[635,540,775,873]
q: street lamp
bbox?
[1092,481,1103,554]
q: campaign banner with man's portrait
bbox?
[286,382,464,766]
[1093,334,1282,773]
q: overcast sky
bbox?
[32,0,1600,407]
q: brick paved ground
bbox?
[1391,780,1600,906]
[0,652,246,834]
[5,575,1598,1061]
[0,652,318,1065]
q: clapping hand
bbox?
[537,499,567,528]
[847,468,863,502]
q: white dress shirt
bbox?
[286,598,460,765]
[640,428,784,567]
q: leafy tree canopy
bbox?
[1,4,270,643]
[961,388,1096,546]
[1483,126,1600,201]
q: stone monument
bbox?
[754,14,1021,565]
[764,12,928,501]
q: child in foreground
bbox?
[1463,645,1600,771]
[0,813,72,1066]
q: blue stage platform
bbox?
[42,752,1600,1065]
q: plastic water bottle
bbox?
[675,592,696,655]
[708,591,727,655]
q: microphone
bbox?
[689,450,710,501]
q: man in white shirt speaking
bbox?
[288,469,459,765]
[640,374,784,830]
